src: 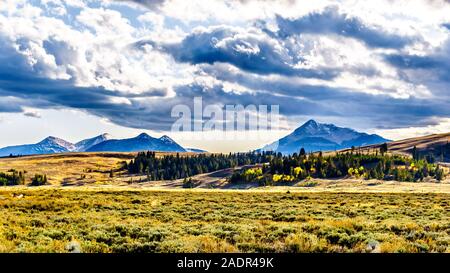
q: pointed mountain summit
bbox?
[159,135,176,143]
[39,136,76,151]
[75,133,111,152]
[261,119,390,154]
[136,133,152,139]
[86,133,186,152]
[301,119,318,128]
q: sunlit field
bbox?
[0,153,133,186]
[1,189,448,253]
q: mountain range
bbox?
[0,133,194,157]
[0,120,389,156]
[260,119,390,154]
[86,133,186,153]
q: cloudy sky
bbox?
[0,0,449,152]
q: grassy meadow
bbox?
[0,189,449,253]
[0,153,133,186]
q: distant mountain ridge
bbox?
[0,121,387,156]
[0,133,204,157]
[260,119,390,154]
[0,136,75,157]
[86,133,186,153]
[185,148,208,153]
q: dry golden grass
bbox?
[0,152,135,186]
[0,152,212,186]
[1,152,449,253]
[0,189,448,253]
[1,152,449,192]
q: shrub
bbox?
[284,233,325,252]
[182,178,195,188]
[31,174,47,186]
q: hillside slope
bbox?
[341,133,450,162]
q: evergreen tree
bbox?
[299,148,306,156]
[412,146,418,160]
[380,143,388,156]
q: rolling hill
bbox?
[349,133,450,162]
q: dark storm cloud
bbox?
[0,37,173,129]
[135,26,338,79]
[0,97,23,113]
[275,6,417,49]
[0,69,178,130]
[384,39,450,83]
[117,0,297,9]
[385,54,444,69]
[0,66,333,131]
[200,65,450,129]
[1,29,449,132]
[23,111,41,118]
[134,6,416,81]
[174,82,338,117]
[1,2,449,133]
[1,58,449,131]
[113,0,166,10]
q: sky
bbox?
[0,0,449,152]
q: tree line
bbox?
[412,142,450,163]
[230,148,446,185]
[126,147,446,184]
[126,151,275,181]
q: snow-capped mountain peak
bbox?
[0,136,77,156]
[261,119,390,154]
[0,132,191,156]
[74,133,112,152]
[87,133,186,152]
[136,133,152,139]
[39,136,76,151]
[159,135,175,143]
[303,119,318,128]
